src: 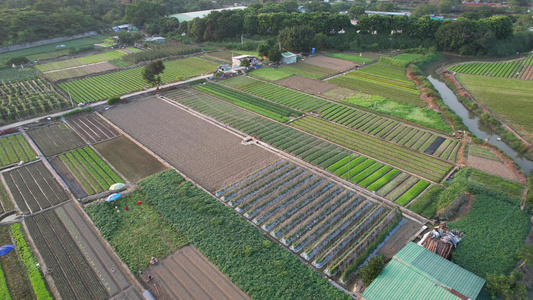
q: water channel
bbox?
[423,55,533,174]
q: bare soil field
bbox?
[56,202,142,299]
[93,136,167,182]
[4,161,69,214]
[102,97,277,191]
[27,123,86,156]
[303,56,357,72]
[276,75,336,95]
[467,155,521,182]
[67,113,120,144]
[25,208,109,300]
[82,61,117,74]
[143,245,249,300]
[520,66,533,80]
[377,219,422,259]
[49,156,87,198]
[324,87,360,100]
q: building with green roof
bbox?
[362,242,485,300]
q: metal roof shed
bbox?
[362,242,485,300]
[281,52,297,64]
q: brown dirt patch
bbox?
[101,97,277,192]
[520,66,533,80]
[467,155,521,182]
[302,56,357,72]
[377,219,423,259]
[276,75,336,95]
[49,157,87,198]
[324,87,360,100]
[93,136,167,183]
[67,113,120,144]
[82,61,117,74]
[142,245,249,300]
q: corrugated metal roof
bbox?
[362,243,485,300]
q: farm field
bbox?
[0,225,38,299]
[4,161,69,214]
[290,117,453,182]
[195,83,302,122]
[466,145,521,182]
[467,169,525,199]
[57,57,219,103]
[0,78,69,121]
[329,64,423,106]
[25,208,111,300]
[0,181,12,213]
[0,36,106,64]
[57,147,122,195]
[44,62,118,82]
[28,123,86,156]
[217,159,406,279]
[221,76,329,112]
[275,75,337,94]
[456,74,533,143]
[302,55,357,72]
[56,202,142,299]
[66,113,120,144]
[448,54,533,79]
[379,53,423,67]
[166,89,432,205]
[143,245,250,300]
[0,134,37,168]
[0,67,38,82]
[250,61,338,81]
[324,53,375,63]
[93,136,167,182]
[36,48,139,72]
[317,103,459,161]
[129,169,352,299]
[102,96,277,192]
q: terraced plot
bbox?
[217,160,405,280]
[4,161,69,214]
[166,89,431,205]
[67,113,120,144]
[290,117,453,182]
[59,147,122,195]
[27,123,86,156]
[0,134,37,167]
[25,209,110,300]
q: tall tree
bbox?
[279,24,316,52]
[142,60,165,90]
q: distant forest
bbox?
[0,0,532,56]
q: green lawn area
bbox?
[457,74,533,143]
[249,68,294,81]
[324,53,375,63]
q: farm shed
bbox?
[232,55,259,68]
[281,52,297,64]
[362,242,485,300]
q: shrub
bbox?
[5,56,29,66]
[107,97,120,105]
[360,255,385,287]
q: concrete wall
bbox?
[0,31,98,54]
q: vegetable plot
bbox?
[58,57,218,103]
[0,78,69,121]
[59,147,122,195]
[166,88,430,205]
[291,117,452,182]
[0,134,37,168]
[217,161,404,281]
[448,54,533,80]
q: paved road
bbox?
[0,74,212,132]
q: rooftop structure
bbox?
[169,7,247,23]
[362,242,485,300]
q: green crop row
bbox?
[323,53,375,63]
[11,223,53,300]
[357,63,410,83]
[449,54,533,78]
[63,152,100,194]
[395,180,430,205]
[0,262,10,300]
[379,54,422,67]
[58,57,218,103]
[195,83,301,122]
[291,117,452,182]
[36,49,132,72]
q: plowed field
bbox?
[143,245,249,300]
[27,123,86,156]
[67,113,120,144]
[102,97,277,191]
[302,56,357,72]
